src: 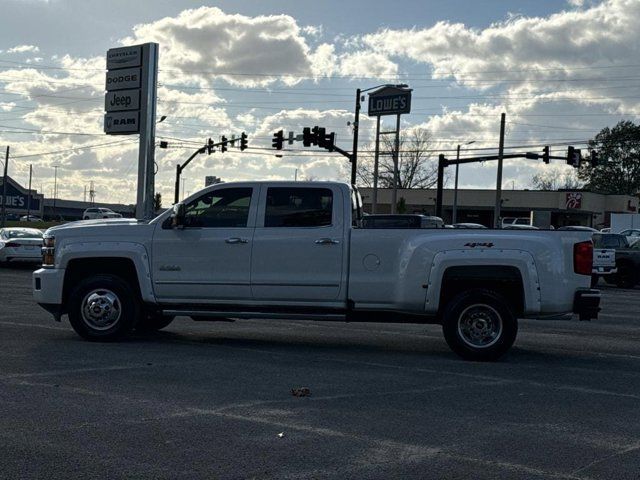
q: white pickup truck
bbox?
[33,181,600,361]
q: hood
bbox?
[45,218,145,235]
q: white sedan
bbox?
[619,229,640,245]
[82,208,122,220]
[0,228,43,264]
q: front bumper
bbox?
[33,268,66,320]
[573,288,601,321]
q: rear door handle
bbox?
[315,238,340,245]
[225,237,249,244]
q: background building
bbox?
[1,176,134,221]
[359,188,639,228]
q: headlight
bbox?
[42,235,55,267]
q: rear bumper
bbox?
[573,288,601,321]
[592,266,617,275]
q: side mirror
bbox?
[171,203,186,228]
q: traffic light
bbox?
[272,130,284,150]
[221,136,228,153]
[240,132,248,151]
[326,132,335,152]
[302,127,312,147]
[207,137,214,155]
[567,146,581,167]
[542,145,549,164]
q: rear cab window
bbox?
[264,187,333,227]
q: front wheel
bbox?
[68,274,140,341]
[442,289,518,361]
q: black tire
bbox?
[591,275,599,288]
[67,274,140,341]
[441,289,518,361]
[616,264,637,289]
[136,312,175,332]
[603,275,617,285]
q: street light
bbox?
[351,83,409,187]
[452,141,475,224]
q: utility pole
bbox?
[493,113,506,228]
[52,165,59,221]
[391,114,401,214]
[453,144,461,224]
[26,164,32,222]
[372,115,381,213]
[452,140,475,223]
[350,88,361,185]
[1,146,8,227]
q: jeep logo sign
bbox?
[105,89,140,112]
[367,86,412,117]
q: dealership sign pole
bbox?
[104,43,159,220]
[367,86,412,214]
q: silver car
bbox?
[82,207,123,220]
[0,228,43,264]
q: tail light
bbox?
[574,240,593,275]
[42,235,55,267]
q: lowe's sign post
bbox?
[104,43,159,220]
[367,85,412,214]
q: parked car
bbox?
[557,226,599,232]
[362,214,444,229]
[82,207,122,220]
[451,222,487,229]
[618,228,640,245]
[0,227,43,264]
[612,239,640,288]
[502,217,531,228]
[591,233,626,287]
[5,213,20,221]
[19,215,42,222]
[503,224,539,230]
[34,181,599,361]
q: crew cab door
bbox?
[251,185,345,302]
[151,186,257,301]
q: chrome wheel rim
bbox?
[457,304,503,349]
[80,289,122,331]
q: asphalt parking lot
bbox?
[1,266,640,480]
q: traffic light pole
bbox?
[174,146,206,204]
[435,151,571,220]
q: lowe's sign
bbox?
[368,86,412,117]
[0,176,42,212]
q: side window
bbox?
[184,188,252,228]
[265,187,333,227]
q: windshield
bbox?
[1,229,42,239]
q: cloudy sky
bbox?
[0,0,638,204]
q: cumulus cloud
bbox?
[7,45,40,54]
[124,7,336,87]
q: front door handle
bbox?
[225,237,249,244]
[315,238,340,245]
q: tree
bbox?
[578,120,640,195]
[154,192,162,212]
[357,128,439,189]
[531,171,583,191]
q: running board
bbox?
[162,310,347,321]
